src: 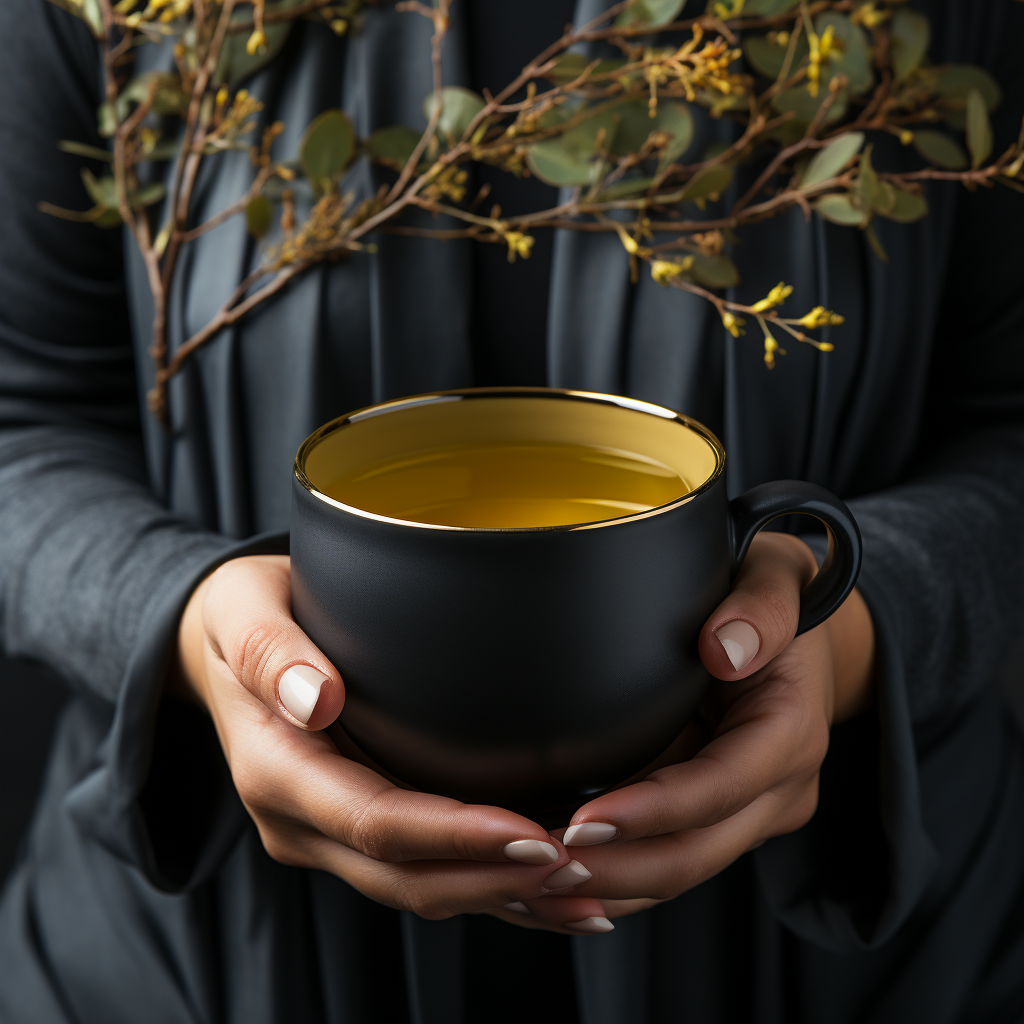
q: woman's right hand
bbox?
[175,554,609,927]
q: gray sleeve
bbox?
[0,1,237,701]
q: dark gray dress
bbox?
[2,1,1024,1021]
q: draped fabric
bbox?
[1,1,1024,1021]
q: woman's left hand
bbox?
[489,531,875,935]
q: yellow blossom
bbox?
[852,3,890,28]
[763,334,781,369]
[611,222,651,259]
[750,281,793,313]
[246,29,268,56]
[721,310,746,337]
[503,231,534,262]
[899,129,914,146]
[330,18,349,35]
[806,24,836,98]
[797,305,845,328]
[650,257,694,285]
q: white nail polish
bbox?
[278,665,329,724]
[716,620,760,671]
[566,916,615,934]
[503,902,530,914]
[503,840,559,865]
[542,860,592,891]
[564,823,618,847]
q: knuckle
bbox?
[229,619,287,695]
[388,876,453,921]
[341,790,399,861]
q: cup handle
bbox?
[729,481,863,637]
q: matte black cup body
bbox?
[291,388,861,820]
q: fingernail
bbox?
[503,840,559,865]
[542,860,592,891]
[564,823,618,846]
[566,916,615,934]
[279,665,329,724]
[504,902,530,914]
[716,620,760,671]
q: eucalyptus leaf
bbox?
[937,64,1001,129]
[246,194,273,239]
[58,140,112,163]
[813,193,868,226]
[800,132,864,189]
[608,100,694,170]
[545,53,626,84]
[130,182,166,208]
[594,177,655,200]
[690,253,740,289]
[890,8,930,83]
[81,0,104,37]
[882,187,928,223]
[365,125,423,169]
[865,222,889,263]
[871,179,897,215]
[97,103,117,139]
[855,146,879,216]
[772,84,848,126]
[743,33,808,81]
[677,164,733,203]
[744,0,800,12]
[966,88,993,169]
[300,109,355,191]
[215,3,300,89]
[815,13,874,95]
[118,73,187,118]
[615,0,686,29]
[81,168,117,210]
[93,207,124,229]
[526,111,620,187]
[424,87,487,147]
[912,129,968,170]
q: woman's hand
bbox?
[174,555,610,927]
[491,532,875,934]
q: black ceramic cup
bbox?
[291,387,861,821]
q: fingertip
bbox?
[279,664,344,729]
[715,620,761,672]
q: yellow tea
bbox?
[320,441,691,528]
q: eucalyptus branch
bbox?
[45,0,1024,422]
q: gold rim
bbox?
[294,387,727,533]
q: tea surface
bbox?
[321,441,690,527]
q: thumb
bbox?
[203,554,345,731]
[698,533,818,681]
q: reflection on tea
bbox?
[321,441,691,528]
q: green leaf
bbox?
[690,253,740,289]
[772,84,849,126]
[246,194,273,239]
[800,132,864,189]
[889,8,930,83]
[129,182,166,208]
[118,73,187,118]
[80,168,117,210]
[300,109,355,191]
[423,87,487,147]
[93,207,124,229]
[965,88,993,169]
[912,129,968,170]
[615,0,686,28]
[526,111,620,187]
[215,4,298,90]
[365,125,423,169]
[744,0,800,12]
[864,222,889,263]
[815,13,874,95]
[608,100,694,170]
[813,193,868,226]
[743,33,809,81]
[937,64,1001,129]
[855,145,879,216]
[881,187,928,223]
[97,103,117,139]
[871,179,897,215]
[58,140,112,163]
[544,53,627,84]
[677,163,734,203]
[594,176,655,200]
